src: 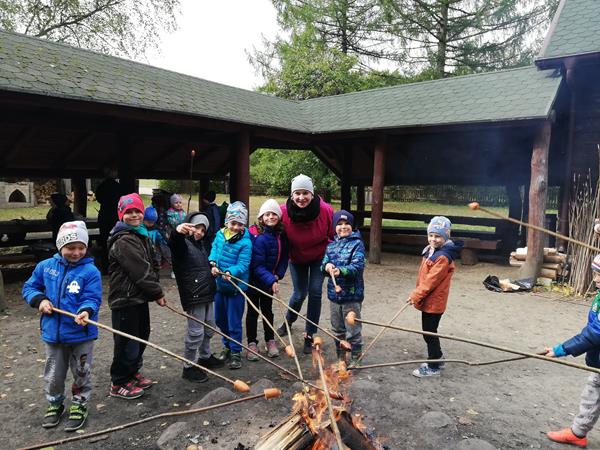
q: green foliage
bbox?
[158,180,195,195]
[0,0,180,58]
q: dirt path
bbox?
[1,254,596,449]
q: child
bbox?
[108,193,166,399]
[170,212,223,382]
[167,193,187,231]
[409,216,462,377]
[144,205,172,270]
[22,221,101,431]
[246,199,289,361]
[546,254,600,448]
[321,210,365,366]
[208,201,252,370]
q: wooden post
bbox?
[72,177,87,217]
[0,269,6,312]
[520,121,552,279]
[356,184,365,228]
[341,152,352,211]
[117,136,136,194]
[501,183,522,253]
[369,136,387,264]
[231,132,250,209]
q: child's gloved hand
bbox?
[39,299,53,315]
[75,310,89,325]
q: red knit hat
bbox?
[118,193,145,221]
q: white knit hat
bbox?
[258,199,282,219]
[56,221,89,250]
[291,174,314,195]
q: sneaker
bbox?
[42,403,65,428]
[229,352,242,370]
[303,336,313,355]
[215,347,231,362]
[547,428,587,448]
[412,364,441,378]
[266,340,279,358]
[350,353,362,367]
[276,323,288,337]
[133,372,153,390]
[109,380,145,399]
[182,366,208,383]
[198,354,225,369]
[247,342,260,361]
[64,403,88,432]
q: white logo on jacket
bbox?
[67,281,81,294]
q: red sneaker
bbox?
[547,428,587,448]
[110,381,144,399]
[133,372,153,390]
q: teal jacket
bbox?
[208,228,252,294]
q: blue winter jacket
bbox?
[561,290,600,368]
[321,230,365,304]
[22,254,102,344]
[249,224,289,292]
[208,228,252,294]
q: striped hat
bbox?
[592,255,600,272]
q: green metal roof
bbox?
[537,0,600,63]
[0,29,561,134]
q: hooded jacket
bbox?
[280,198,334,265]
[22,253,101,344]
[208,228,252,294]
[169,216,216,309]
[249,224,289,292]
[321,231,365,304]
[107,222,163,310]
[560,290,600,368]
[410,240,463,314]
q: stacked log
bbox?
[509,247,567,280]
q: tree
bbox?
[0,0,180,58]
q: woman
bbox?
[277,174,333,353]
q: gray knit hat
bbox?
[291,174,314,195]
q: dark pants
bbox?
[110,303,150,385]
[246,289,274,344]
[422,311,443,369]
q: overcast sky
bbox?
[146,0,280,91]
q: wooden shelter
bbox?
[0,0,599,278]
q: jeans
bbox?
[285,261,325,336]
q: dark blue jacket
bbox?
[208,228,252,294]
[321,230,365,304]
[562,290,600,368]
[248,224,289,293]
[22,254,102,344]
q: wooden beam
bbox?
[356,184,365,228]
[59,132,98,167]
[341,151,352,211]
[72,177,87,217]
[1,126,35,167]
[520,121,552,279]
[369,135,387,264]
[231,132,250,208]
[117,136,136,194]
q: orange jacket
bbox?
[410,241,462,314]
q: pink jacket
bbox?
[281,199,334,264]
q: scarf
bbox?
[128,223,149,238]
[286,195,321,223]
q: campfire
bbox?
[255,342,386,450]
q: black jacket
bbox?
[169,228,215,309]
[107,222,163,310]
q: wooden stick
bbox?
[17,390,279,450]
[313,340,346,450]
[468,202,600,253]
[276,298,305,380]
[220,271,351,350]
[356,300,411,364]
[329,270,342,294]
[346,312,600,375]
[351,355,537,371]
[165,304,312,390]
[51,307,249,392]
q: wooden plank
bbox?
[361,231,500,250]
[350,210,502,227]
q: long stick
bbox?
[468,202,600,253]
[187,149,196,212]
[51,307,249,392]
[346,312,600,375]
[165,304,311,389]
[281,302,304,380]
[17,390,280,450]
[351,355,536,371]
[313,339,345,450]
[357,300,411,364]
[220,271,351,350]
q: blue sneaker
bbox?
[412,363,441,377]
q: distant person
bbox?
[409,216,463,378]
[546,255,600,448]
[321,210,365,367]
[201,190,222,251]
[276,174,334,354]
[46,193,74,243]
[143,206,171,269]
[22,221,101,431]
[95,175,124,272]
[166,193,187,231]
